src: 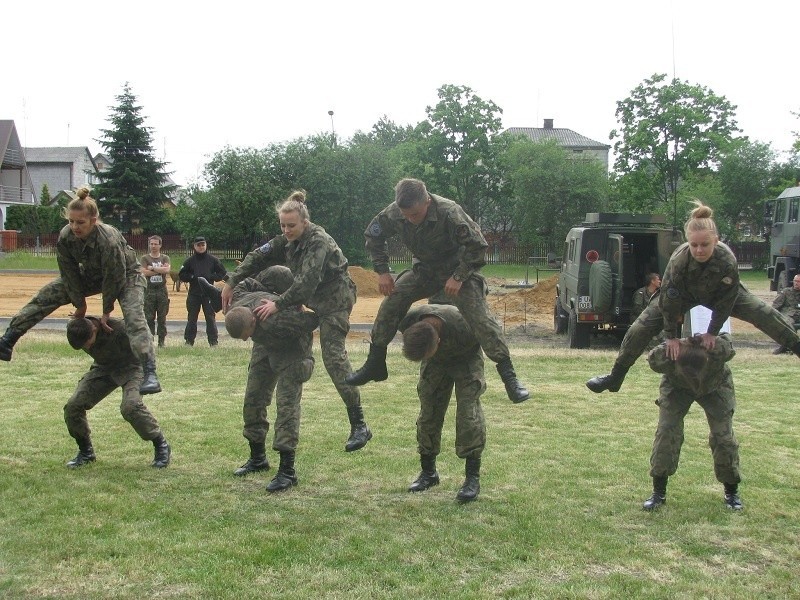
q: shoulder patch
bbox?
[368,221,382,237]
[256,242,272,255]
[721,276,733,285]
[666,287,680,299]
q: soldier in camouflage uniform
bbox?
[0,187,161,394]
[140,235,171,347]
[771,274,800,354]
[346,178,529,404]
[642,334,742,511]
[226,266,319,493]
[630,273,661,323]
[399,303,486,503]
[220,190,372,453]
[587,202,800,394]
[63,317,170,469]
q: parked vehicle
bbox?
[554,213,683,348]
[765,186,800,291]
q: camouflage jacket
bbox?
[398,304,481,365]
[772,286,800,323]
[658,242,740,339]
[364,194,487,282]
[82,317,140,370]
[647,334,735,395]
[226,236,289,289]
[232,288,315,353]
[57,223,140,314]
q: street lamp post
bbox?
[328,110,336,148]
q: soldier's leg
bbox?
[156,292,169,344]
[64,369,117,466]
[587,302,666,393]
[649,386,692,479]
[272,371,303,453]
[697,382,740,487]
[2,278,71,361]
[408,361,451,493]
[235,344,276,476]
[144,293,157,337]
[453,355,486,503]
[119,274,161,395]
[347,270,439,386]
[118,368,162,440]
[731,286,800,353]
[320,311,373,451]
[454,276,529,403]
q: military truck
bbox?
[766,185,800,291]
[554,213,683,348]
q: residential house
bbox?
[24,146,100,202]
[504,119,610,172]
[0,120,35,234]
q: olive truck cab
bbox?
[765,185,800,291]
[554,213,683,348]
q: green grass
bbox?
[1,333,798,599]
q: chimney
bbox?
[543,119,554,129]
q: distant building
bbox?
[23,146,100,202]
[504,119,610,172]
[0,120,35,231]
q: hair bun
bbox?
[76,186,91,200]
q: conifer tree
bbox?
[94,82,175,233]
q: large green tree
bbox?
[94,83,176,234]
[611,73,739,225]
[504,138,609,247]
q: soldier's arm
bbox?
[227,236,287,288]
[450,207,488,282]
[364,212,396,275]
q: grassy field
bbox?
[0,334,798,599]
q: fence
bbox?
[4,233,770,268]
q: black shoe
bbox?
[642,493,666,511]
[345,344,388,386]
[234,456,270,476]
[0,329,22,362]
[140,356,162,395]
[67,448,96,468]
[496,359,529,403]
[408,471,440,493]
[266,470,298,492]
[586,364,630,393]
[724,492,743,511]
[456,476,480,503]
[152,436,171,468]
[345,424,372,452]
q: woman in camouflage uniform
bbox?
[0,187,161,394]
[587,201,800,393]
[222,190,371,454]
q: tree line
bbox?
[8,78,800,265]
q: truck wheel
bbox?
[568,307,591,349]
[554,297,568,334]
[589,260,613,314]
[778,270,789,290]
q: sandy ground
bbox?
[0,268,772,340]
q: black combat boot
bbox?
[0,328,22,362]
[586,363,630,393]
[266,451,298,493]
[408,454,440,493]
[234,441,270,476]
[345,343,388,386]
[723,483,743,511]
[642,475,668,511]
[496,358,530,403]
[140,354,162,395]
[456,456,481,503]
[66,437,96,468]
[151,434,171,468]
[345,405,373,452]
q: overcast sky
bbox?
[3,1,798,187]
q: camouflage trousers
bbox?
[650,377,740,485]
[10,275,154,361]
[144,287,170,341]
[64,364,162,442]
[616,285,799,369]
[242,342,314,452]
[319,309,362,409]
[370,269,510,363]
[416,352,486,459]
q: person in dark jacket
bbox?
[178,236,228,346]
